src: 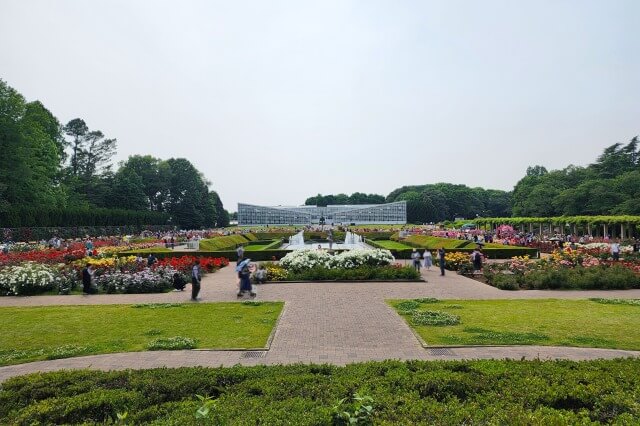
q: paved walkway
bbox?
[1,261,640,382]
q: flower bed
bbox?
[0,241,229,296]
[481,248,640,290]
[95,267,176,294]
[0,262,65,296]
[261,249,420,281]
[155,255,229,273]
[279,249,394,272]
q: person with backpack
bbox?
[237,261,256,298]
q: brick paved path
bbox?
[1,261,640,382]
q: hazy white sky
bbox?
[1,1,638,212]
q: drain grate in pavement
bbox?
[241,351,267,359]
[428,348,455,356]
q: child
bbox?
[254,264,267,284]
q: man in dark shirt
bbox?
[82,265,96,294]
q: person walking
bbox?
[471,248,483,272]
[423,249,433,270]
[437,247,446,276]
[411,248,421,271]
[82,265,96,294]
[191,259,202,301]
[611,240,621,261]
[237,261,255,298]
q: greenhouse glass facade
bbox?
[237,201,406,225]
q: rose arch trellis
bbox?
[472,216,640,239]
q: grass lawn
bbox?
[0,302,283,366]
[373,240,414,249]
[389,298,640,350]
[244,244,271,251]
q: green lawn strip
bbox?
[0,302,283,366]
[244,244,270,251]
[388,299,640,350]
[372,240,414,250]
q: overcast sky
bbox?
[1,1,638,212]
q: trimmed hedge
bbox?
[118,249,303,261]
[386,247,539,260]
[286,265,421,281]
[252,232,295,240]
[485,265,640,290]
[0,225,174,243]
[358,231,394,240]
[198,235,251,251]
[0,207,169,228]
[2,360,639,424]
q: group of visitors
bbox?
[410,248,448,276]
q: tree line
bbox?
[306,186,511,223]
[305,137,639,224]
[511,137,640,217]
[0,79,228,229]
[305,193,386,206]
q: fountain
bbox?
[288,231,305,246]
[284,230,368,250]
[344,231,363,245]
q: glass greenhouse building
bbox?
[237,201,407,225]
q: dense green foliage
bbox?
[512,138,640,216]
[0,79,226,229]
[474,215,640,226]
[305,192,385,206]
[385,183,512,223]
[2,360,640,424]
[0,207,168,228]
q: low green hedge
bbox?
[387,247,539,260]
[485,265,640,290]
[359,231,394,240]
[253,232,296,240]
[2,360,639,424]
[286,265,420,281]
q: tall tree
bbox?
[63,118,88,176]
[79,130,117,177]
[118,155,171,211]
[166,158,211,229]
